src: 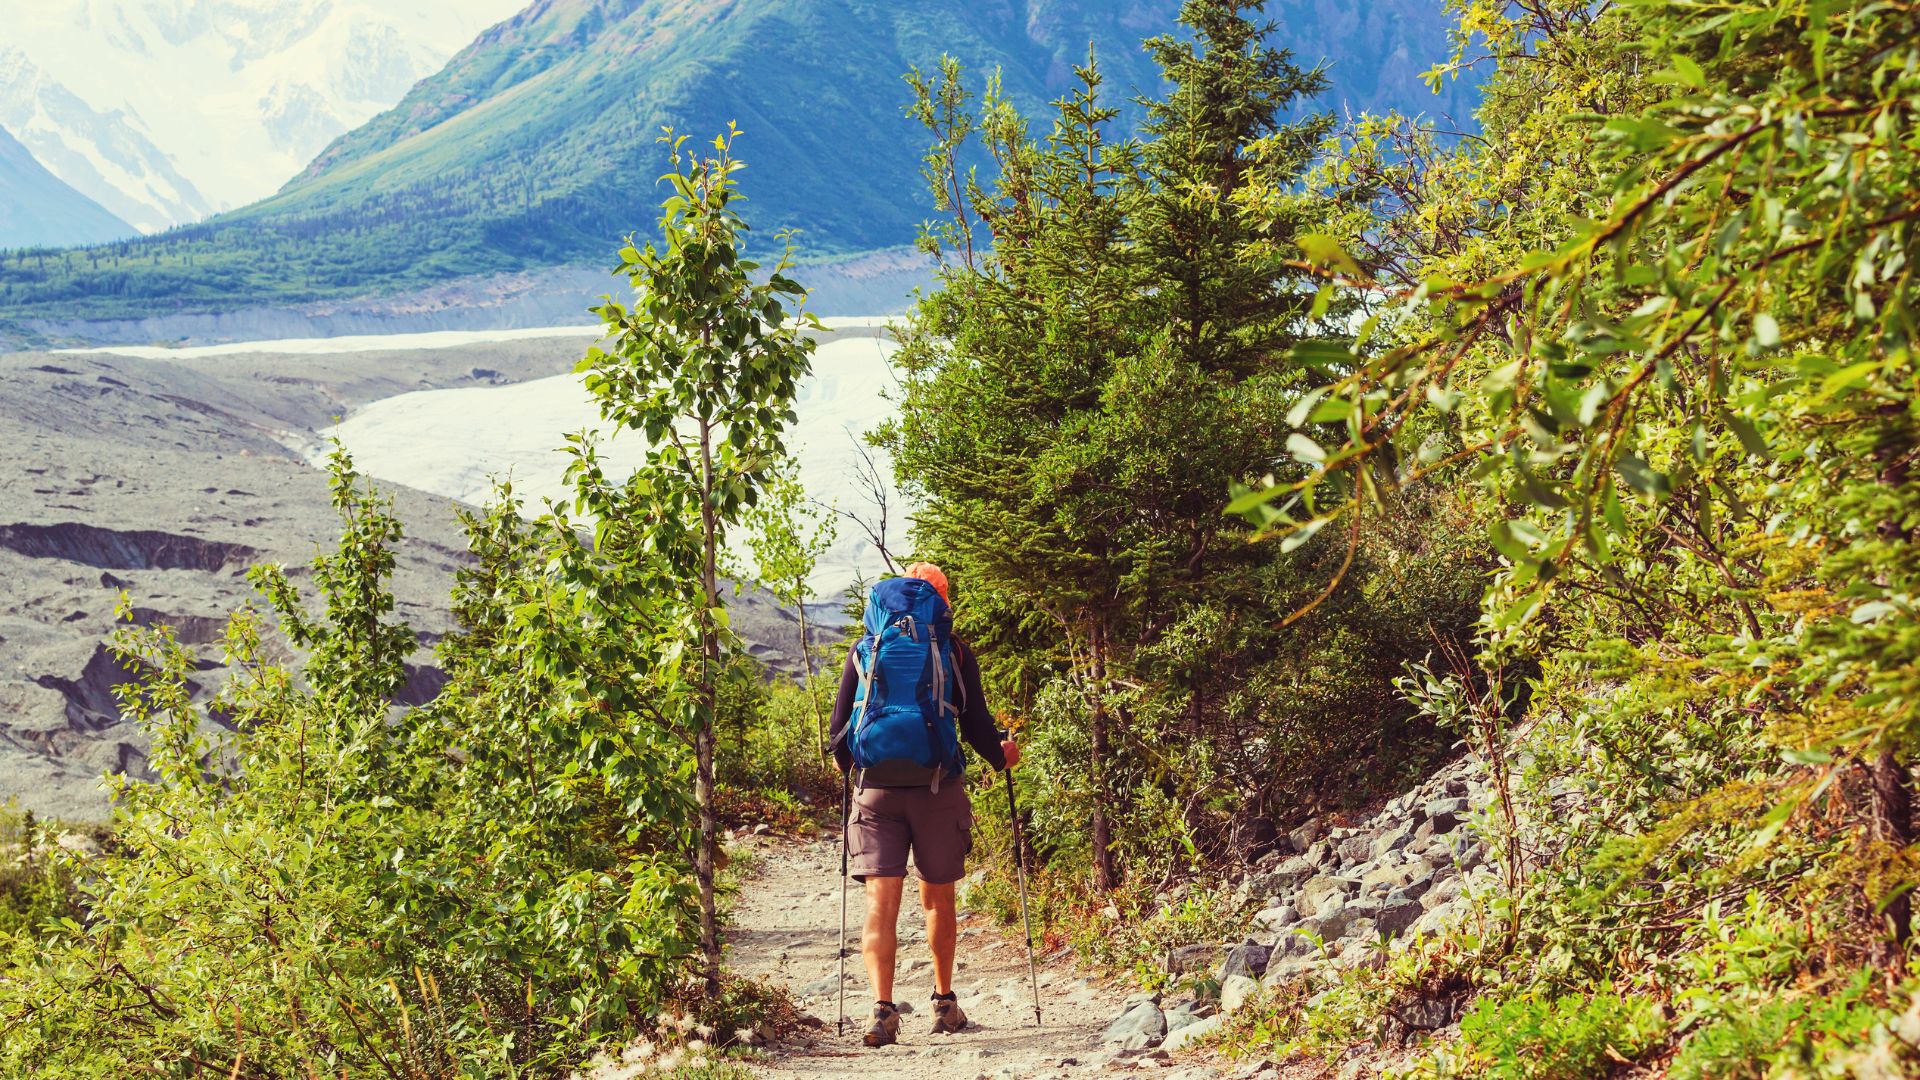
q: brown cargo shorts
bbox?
[847,779,974,884]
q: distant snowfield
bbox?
[301,320,907,597]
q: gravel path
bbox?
[727,835,1227,1079]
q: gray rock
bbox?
[1287,819,1325,851]
[1337,834,1373,866]
[1219,940,1270,981]
[1303,839,1333,867]
[1270,930,1318,959]
[1395,870,1436,902]
[1423,875,1463,909]
[1164,1000,1211,1034]
[1301,910,1350,941]
[1270,855,1318,888]
[1161,1013,1224,1052]
[1251,905,1298,932]
[1361,862,1414,891]
[1260,955,1321,987]
[1411,900,1460,938]
[1342,896,1383,919]
[1334,932,1378,966]
[1219,974,1260,1015]
[1425,797,1470,834]
[1297,874,1357,917]
[1374,896,1424,937]
[1102,1001,1167,1048]
[1371,823,1415,861]
[1166,944,1224,975]
[799,974,842,996]
[1396,997,1456,1030]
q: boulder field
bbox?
[1101,756,1501,1054]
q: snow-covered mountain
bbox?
[0,0,528,230]
[0,46,211,235]
[0,124,137,246]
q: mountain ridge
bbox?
[0,126,136,249]
[0,0,1477,331]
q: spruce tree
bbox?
[892,0,1337,889]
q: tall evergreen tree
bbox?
[891,0,1338,889]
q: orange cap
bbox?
[905,562,949,604]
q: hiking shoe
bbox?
[930,991,968,1034]
[863,1001,900,1047]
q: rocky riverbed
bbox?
[0,332,831,821]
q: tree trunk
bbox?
[1871,749,1912,966]
[796,584,826,759]
[695,415,723,996]
[1089,619,1119,892]
[1869,412,1913,967]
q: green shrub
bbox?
[1459,988,1667,1079]
[1669,975,1887,1080]
[716,671,839,822]
[0,456,697,1076]
[0,803,84,937]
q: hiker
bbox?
[830,561,1020,1048]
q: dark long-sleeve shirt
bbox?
[830,636,1007,777]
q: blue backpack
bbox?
[840,576,963,789]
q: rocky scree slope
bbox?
[1099,756,1516,1057]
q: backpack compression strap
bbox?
[829,634,878,753]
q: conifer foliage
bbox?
[890,0,1480,890]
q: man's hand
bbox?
[1001,739,1021,770]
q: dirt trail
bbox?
[728,835,1225,1079]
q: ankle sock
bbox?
[932,991,957,1002]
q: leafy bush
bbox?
[0,455,697,1076]
[716,671,839,823]
[1669,982,1886,1080]
[0,803,84,938]
[1458,988,1668,1079]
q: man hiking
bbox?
[829,561,1020,1048]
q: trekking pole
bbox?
[1003,767,1043,1028]
[837,768,852,1036]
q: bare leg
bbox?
[920,879,957,995]
[862,876,904,1003]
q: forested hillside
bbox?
[0,0,1469,326]
[3,0,1918,1075]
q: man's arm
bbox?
[827,649,859,773]
[954,641,1009,771]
